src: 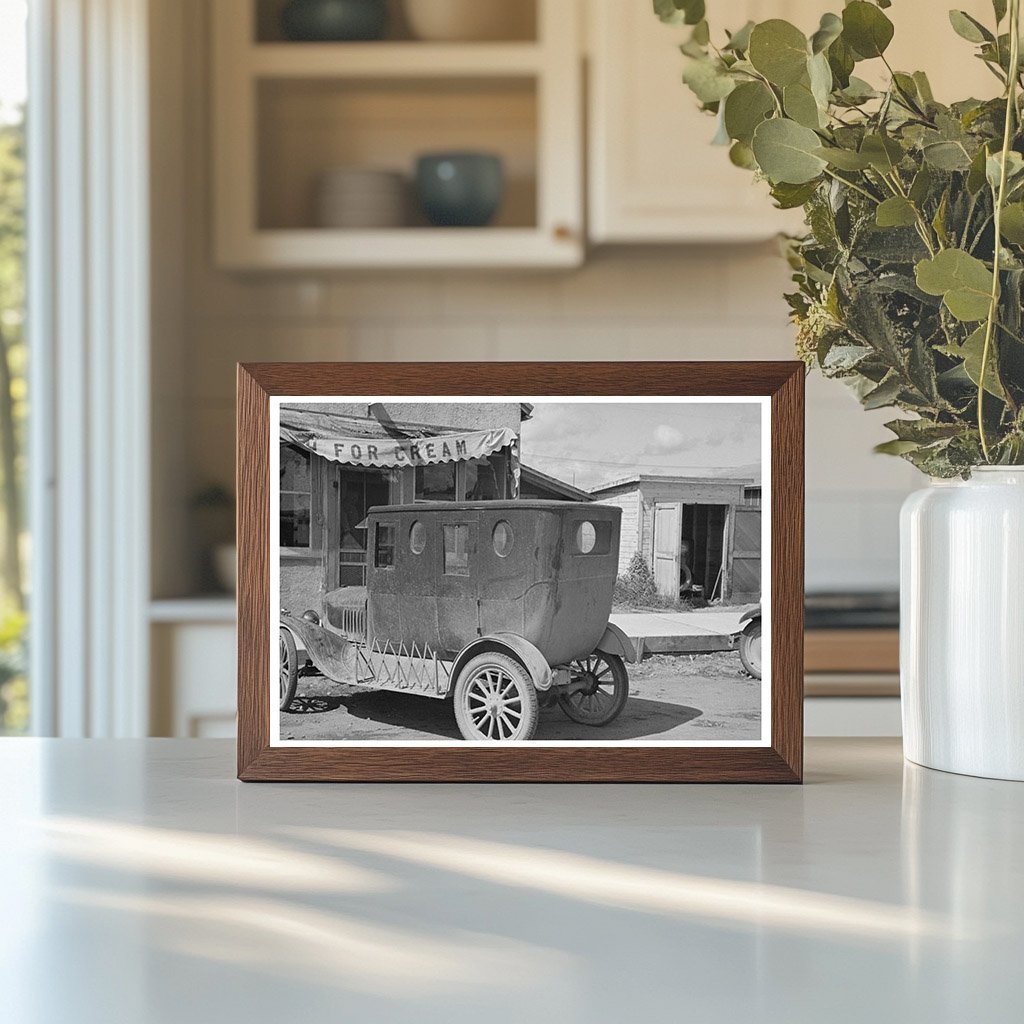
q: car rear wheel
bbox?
[453,653,538,742]
[558,652,629,726]
[738,621,762,679]
[280,627,299,711]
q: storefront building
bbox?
[278,402,528,605]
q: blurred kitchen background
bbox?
[0,0,997,739]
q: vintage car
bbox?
[279,500,637,741]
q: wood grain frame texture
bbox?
[237,362,804,783]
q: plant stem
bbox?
[979,0,1021,462]
[822,167,881,205]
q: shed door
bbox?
[652,502,682,599]
[732,507,762,601]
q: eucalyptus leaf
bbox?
[784,80,824,129]
[808,52,833,109]
[876,197,919,228]
[940,326,1006,398]
[724,20,755,53]
[861,133,904,173]
[729,140,757,170]
[827,35,856,89]
[752,118,828,184]
[842,1,895,59]
[724,81,775,144]
[915,250,994,321]
[770,180,820,209]
[874,439,921,455]
[948,10,994,44]
[748,20,809,86]
[1000,203,1024,244]
[986,150,1024,191]
[683,57,736,104]
[653,0,705,26]
[810,13,843,54]
[923,139,973,171]
[814,146,872,171]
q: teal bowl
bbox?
[281,0,388,42]
[415,153,505,228]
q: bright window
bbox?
[0,0,27,735]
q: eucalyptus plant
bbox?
[657,0,1024,475]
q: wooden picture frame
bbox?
[238,362,804,782]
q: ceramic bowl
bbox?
[281,0,388,42]
[415,152,504,227]
[403,0,534,42]
[316,168,407,228]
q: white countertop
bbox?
[1,738,1020,1023]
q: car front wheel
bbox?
[280,627,299,711]
[453,653,538,742]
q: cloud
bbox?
[641,424,694,457]
[641,418,755,457]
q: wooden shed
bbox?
[590,472,761,603]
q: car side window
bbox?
[443,524,470,576]
[574,520,612,555]
[374,522,396,568]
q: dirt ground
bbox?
[279,651,762,743]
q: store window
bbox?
[339,467,393,586]
[466,452,504,500]
[416,462,457,502]
[280,444,312,548]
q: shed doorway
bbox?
[681,504,728,600]
[653,501,730,601]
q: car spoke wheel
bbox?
[280,627,299,711]
[558,652,629,726]
[738,622,762,679]
[453,653,538,742]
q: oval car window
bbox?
[576,521,597,554]
[492,520,514,557]
[409,520,426,555]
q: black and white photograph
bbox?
[271,397,770,745]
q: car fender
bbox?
[452,634,553,692]
[280,612,358,684]
[596,622,638,664]
[738,604,761,628]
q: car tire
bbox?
[738,620,762,679]
[280,627,299,711]
[453,652,539,742]
[558,652,629,726]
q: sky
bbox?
[519,401,762,491]
[0,0,27,124]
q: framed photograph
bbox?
[237,362,803,782]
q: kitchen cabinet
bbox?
[212,0,583,269]
[587,0,999,244]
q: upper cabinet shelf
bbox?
[248,42,546,78]
[211,0,583,270]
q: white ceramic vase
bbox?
[901,467,1024,781]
